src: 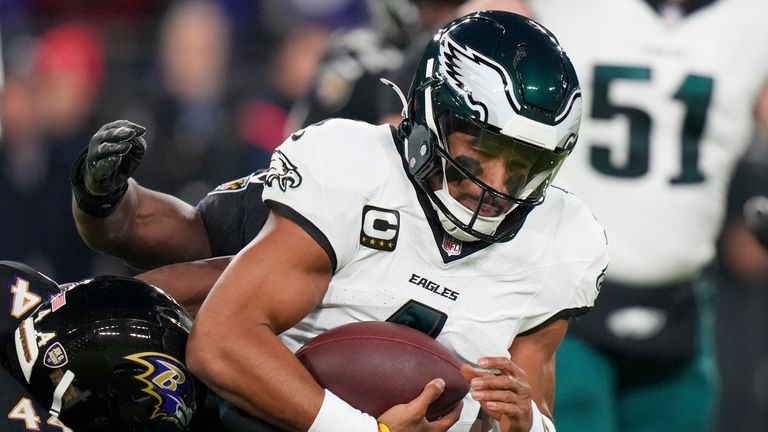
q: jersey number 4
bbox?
[9,277,42,319]
[386,300,447,338]
[589,65,714,184]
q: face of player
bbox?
[429,130,523,217]
[428,113,568,219]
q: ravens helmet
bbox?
[402,11,582,242]
[9,276,200,431]
[0,260,60,338]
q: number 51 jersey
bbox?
[531,0,768,285]
[262,119,608,430]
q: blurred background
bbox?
[0,0,355,280]
[0,1,766,431]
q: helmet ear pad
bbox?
[405,122,441,181]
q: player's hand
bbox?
[83,120,147,196]
[378,378,462,431]
[461,357,533,432]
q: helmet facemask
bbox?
[403,11,582,243]
[425,112,569,242]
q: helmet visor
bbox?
[437,113,568,207]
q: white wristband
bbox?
[529,400,556,432]
[308,389,379,432]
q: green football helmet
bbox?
[402,11,582,242]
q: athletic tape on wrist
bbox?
[70,148,128,218]
[529,400,556,432]
[308,389,378,432]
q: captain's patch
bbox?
[360,205,399,251]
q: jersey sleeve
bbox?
[517,196,609,336]
[196,172,271,257]
[261,120,394,271]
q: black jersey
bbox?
[196,171,271,256]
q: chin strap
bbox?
[380,78,408,118]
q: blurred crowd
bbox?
[0,0,467,281]
[0,1,767,431]
[0,0,367,280]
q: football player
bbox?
[516,0,768,431]
[71,10,608,432]
[184,11,606,432]
[70,119,267,315]
[0,261,201,432]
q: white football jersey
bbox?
[530,0,768,285]
[262,119,608,430]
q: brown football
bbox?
[295,321,469,420]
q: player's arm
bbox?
[135,256,231,317]
[186,211,325,429]
[187,212,458,431]
[462,319,567,432]
[71,120,211,269]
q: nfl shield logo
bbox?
[442,234,462,256]
[44,342,68,368]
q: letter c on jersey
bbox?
[360,205,400,251]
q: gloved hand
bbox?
[71,120,147,217]
[83,120,147,196]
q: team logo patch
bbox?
[43,342,68,368]
[360,205,400,251]
[211,174,251,193]
[441,234,463,256]
[265,150,302,192]
[125,352,196,429]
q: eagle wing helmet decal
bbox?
[438,35,521,125]
[437,33,582,151]
[265,149,303,192]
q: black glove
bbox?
[83,120,147,195]
[71,120,147,217]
